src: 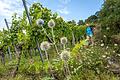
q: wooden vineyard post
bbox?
[4,19,12,61]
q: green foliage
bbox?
[77,20,85,25]
[71,40,85,56]
[99,0,120,37]
[0,1,120,80]
[85,15,98,23]
[70,43,120,80]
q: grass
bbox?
[0,42,120,80]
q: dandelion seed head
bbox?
[60,37,68,44]
[36,19,44,26]
[40,41,50,51]
[48,19,55,28]
[60,50,70,61]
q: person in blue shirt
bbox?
[86,24,94,45]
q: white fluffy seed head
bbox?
[40,41,50,51]
[60,37,68,44]
[48,19,55,28]
[36,19,44,26]
[60,50,70,61]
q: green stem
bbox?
[63,44,66,50]
[64,61,71,79]
[42,26,53,43]
[72,31,75,45]
[45,50,54,79]
[45,50,49,61]
[51,28,59,55]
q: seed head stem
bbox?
[51,28,59,55]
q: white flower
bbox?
[74,68,77,73]
[113,51,115,53]
[36,19,44,26]
[102,55,106,58]
[40,41,50,51]
[105,52,108,54]
[71,71,74,74]
[48,19,55,28]
[79,50,82,52]
[91,51,94,53]
[106,27,110,30]
[117,54,120,56]
[106,57,110,59]
[106,65,110,68]
[106,46,109,49]
[101,40,103,42]
[101,43,104,47]
[79,60,83,64]
[103,35,106,38]
[60,37,68,44]
[22,30,26,35]
[71,66,73,68]
[114,44,118,46]
[60,50,70,61]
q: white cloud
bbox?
[0,1,12,17]
[57,7,69,15]
[0,0,23,17]
[0,0,24,29]
[57,0,72,15]
[59,0,72,4]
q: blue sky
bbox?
[0,0,104,30]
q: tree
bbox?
[77,20,84,25]
[67,20,76,25]
[99,0,120,36]
[85,15,98,23]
